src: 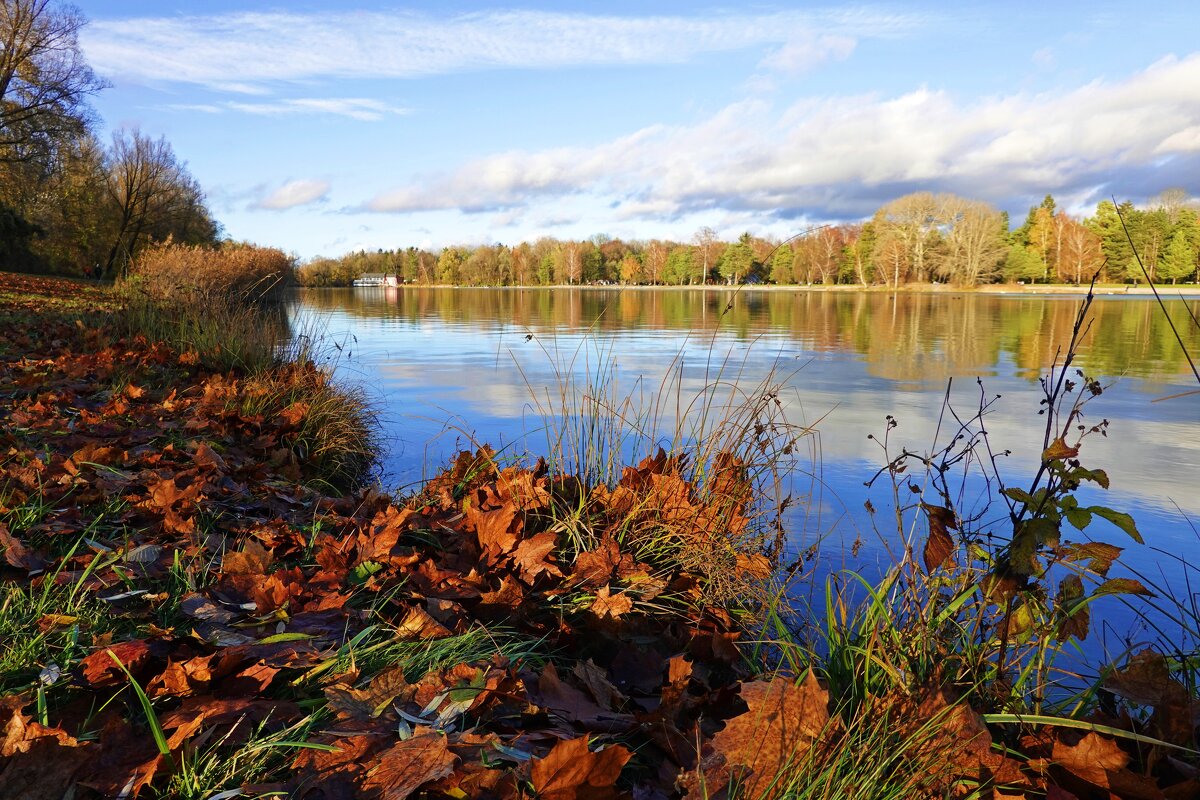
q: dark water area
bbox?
[291,286,1200,659]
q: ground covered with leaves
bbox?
[1,270,1198,799]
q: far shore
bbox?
[332,281,1200,297]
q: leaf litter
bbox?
[1,271,1197,799]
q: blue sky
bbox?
[77,2,1200,258]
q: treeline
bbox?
[301,191,1200,289]
[0,1,218,277]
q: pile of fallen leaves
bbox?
[1,270,1198,799]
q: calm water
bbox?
[291,287,1200,630]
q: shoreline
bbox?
[3,267,1197,798]
[322,281,1200,297]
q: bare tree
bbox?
[877,192,940,282]
[1152,187,1190,225]
[1056,214,1104,285]
[691,226,721,282]
[937,196,1007,287]
[103,129,216,276]
[0,0,106,166]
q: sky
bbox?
[76,1,1200,259]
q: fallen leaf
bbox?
[362,732,458,800]
[590,585,633,619]
[530,736,632,800]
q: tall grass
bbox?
[113,242,379,489]
[128,241,294,306]
[497,312,820,609]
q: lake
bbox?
[292,287,1200,645]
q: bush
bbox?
[128,241,294,306]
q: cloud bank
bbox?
[362,54,1200,220]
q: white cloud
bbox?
[362,53,1200,220]
[82,8,919,89]
[165,97,405,120]
[228,98,406,121]
[759,34,857,74]
[255,179,331,211]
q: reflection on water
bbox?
[292,287,1200,594]
[300,287,1200,386]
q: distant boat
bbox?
[353,273,400,287]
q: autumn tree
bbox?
[691,226,722,283]
[875,192,940,282]
[436,246,465,284]
[618,254,642,284]
[0,0,106,169]
[642,240,670,285]
[1055,214,1104,284]
[936,196,1007,287]
[103,129,216,276]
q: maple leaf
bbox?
[512,530,564,580]
[701,672,835,798]
[590,585,633,619]
[221,539,273,575]
[361,732,459,799]
[466,500,521,557]
[80,640,151,687]
[1050,732,1130,792]
[530,736,632,800]
[396,605,453,640]
[0,701,92,800]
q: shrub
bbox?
[128,241,294,306]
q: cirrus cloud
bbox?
[82,7,921,90]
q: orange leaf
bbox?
[1042,437,1080,461]
[589,585,633,619]
[705,672,834,797]
[530,736,632,800]
[361,733,458,800]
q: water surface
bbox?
[292,287,1200,621]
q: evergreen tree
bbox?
[717,233,754,284]
[1160,228,1198,284]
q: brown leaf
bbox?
[590,585,633,619]
[396,605,453,640]
[221,539,273,575]
[530,735,632,800]
[0,522,44,572]
[1051,732,1128,790]
[512,530,564,580]
[279,401,309,427]
[466,499,521,557]
[572,660,626,711]
[192,442,226,470]
[1043,437,1080,461]
[362,732,458,800]
[80,640,151,687]
[705,672,834,797]
[147,655,214,698]
[921,503,956,572]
